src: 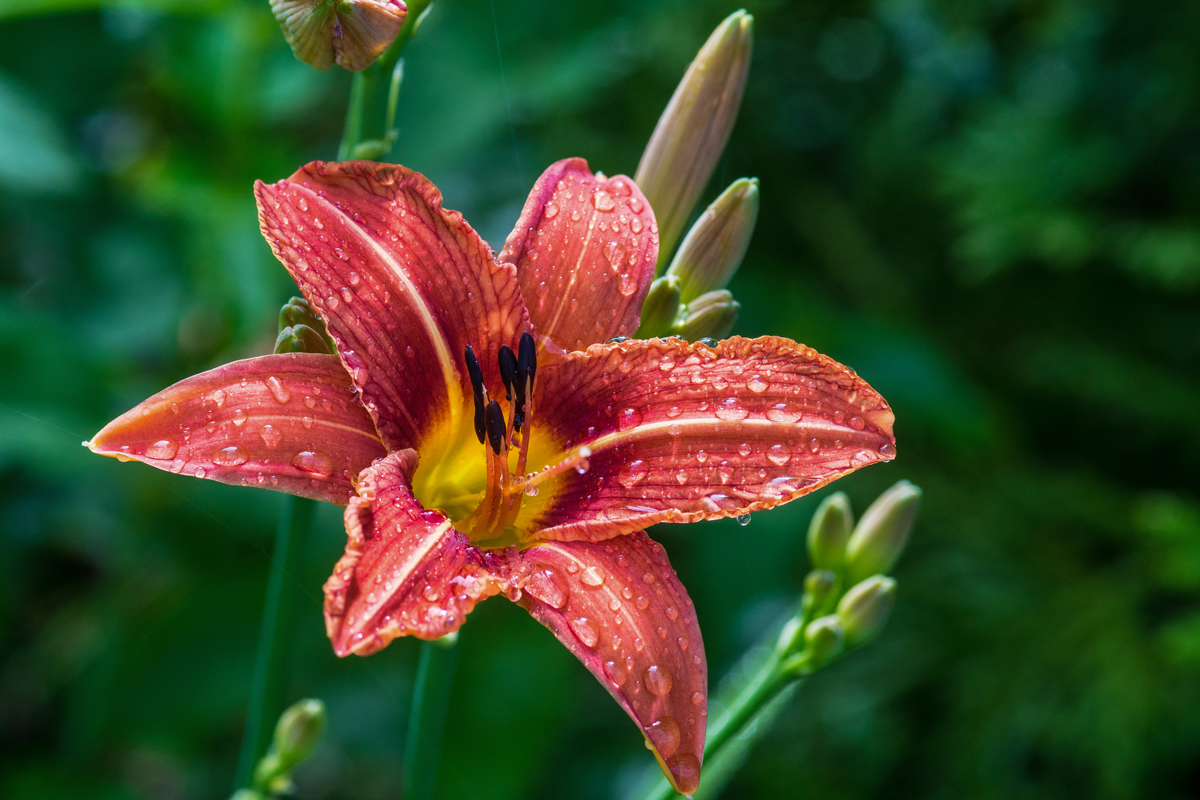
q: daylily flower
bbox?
[87,158,895,795]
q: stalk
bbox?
[402,633,460,800]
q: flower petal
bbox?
[513,532,706,796]
[499,158,658,351]
[271,0,407,72]
[527,336,895,540]
[256,161,531,453]
[326,450,507,655]
[88,354,386,505]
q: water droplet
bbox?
[666,406,682,418]
[334,247,349,261]
[658,356,675,372]
[231,408,248,426]
[265,376,291,404]
[629,196,644,213]
[666,606,679,621]
[766,403,801,423]
[677,636,689,651]
[636,595,650,610]
[194,467,207,479]
[644,665,673,696]
[691,691,704,706]
[604,659,627,687]
[304,395,316,409]
[145,439,178,459]
[259,425,282,448]
[879,442,894,456]
[737,442,752,456]
[619,407,643,431]
[297,197,309,211]
[210,388,227,409]
[810,438,822,453]
[630,217,643,233]
[327,294,339,309]
[526,564,569,609]
[544,202,559,219]
[716,398,749,420]
[618,271,638,297]
[423,585,440,602]
[849,416,866,430]
[302,416,313,429]
[666,753,701,786]
[618,460,649,489]
[213,445,248,466]
[603,241,627,270]
[767,445,791,466]
[737,514,751,526]
[570,616,599,647]
[675,470,688,485]
[647,715,681,758]
[292,450,333,477]
[580,565,606,587]
[591,190,615,211]
[747,375,769,393]
[524,483,540,497]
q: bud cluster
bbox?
[634,11,757,342]
[777,481,921,675]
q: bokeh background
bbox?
[3,0,1200,798]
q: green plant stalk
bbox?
[403,634,460,800]
[233,495,316,792]
[338,0,432,161]
[639,641,812,800]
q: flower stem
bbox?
[403,633,460,800]
[233,494,315,792]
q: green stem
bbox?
[403,634,460,800]
[639,645,807,800]
[337,71,369,161]
[233,495,315,792]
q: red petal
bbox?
[513,532,706,796]
[88,354,386,505]
[326,450,507,655]
[499,158,658,351]
[529,336,895,540]
[255,162,531,452]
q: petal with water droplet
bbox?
[325,450,504,655]
[256,162,531,452]
[88,353,386,505]
[525,336,895,540]
[512,532,707,796]
[498,159,658,351]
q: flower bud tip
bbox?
[845,481,921,584]
[837,575,897,647]
[807,492,853,571]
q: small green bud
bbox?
[804,615,845,667]
[674,290,740,340]
[274,698,326,770]
[775,616,803,654]
[845,481,922,584]
[807,492,853,571]
[636,10,754,263]
[636,274,683,337]
[836,575,897,647]
[666,178,759,303]
[801,568,840,618]
[275,323,334,355]
[278,296,325,333]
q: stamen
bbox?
[465,345,486,444]
[497,345,518,401]
[510,445,591,493]
[515,332,536,432]
[484,400,506,456]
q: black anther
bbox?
[515,332,537,433]
[497,345,518,401]
[465,345,486,444]
[484,400,506,455]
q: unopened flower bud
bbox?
[636,10,754,263]
[845,481,922,584]
[275,324,333,355]
[807,492,853,571]
[804,615,845,667]
[637,274,682,337]
[836,575,896,647]
[271,0,407,71]
[674,290,739,340]
[272,698,326,771]
[800,568,837,621]
[666,178,759,303]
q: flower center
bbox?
[412,333,588,548]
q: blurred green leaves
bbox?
[0,73,79,193]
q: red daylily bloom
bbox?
[88,158,895,795]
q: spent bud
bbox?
[807,492,853,571]
[636,274,682,337]
[845,481,922,584]
[636,10,753,263]
[674,289,739,340]
[836,575,896,647]
[666,178,759,302]
[271,0,407,71]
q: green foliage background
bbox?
[2,0,1199,798]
